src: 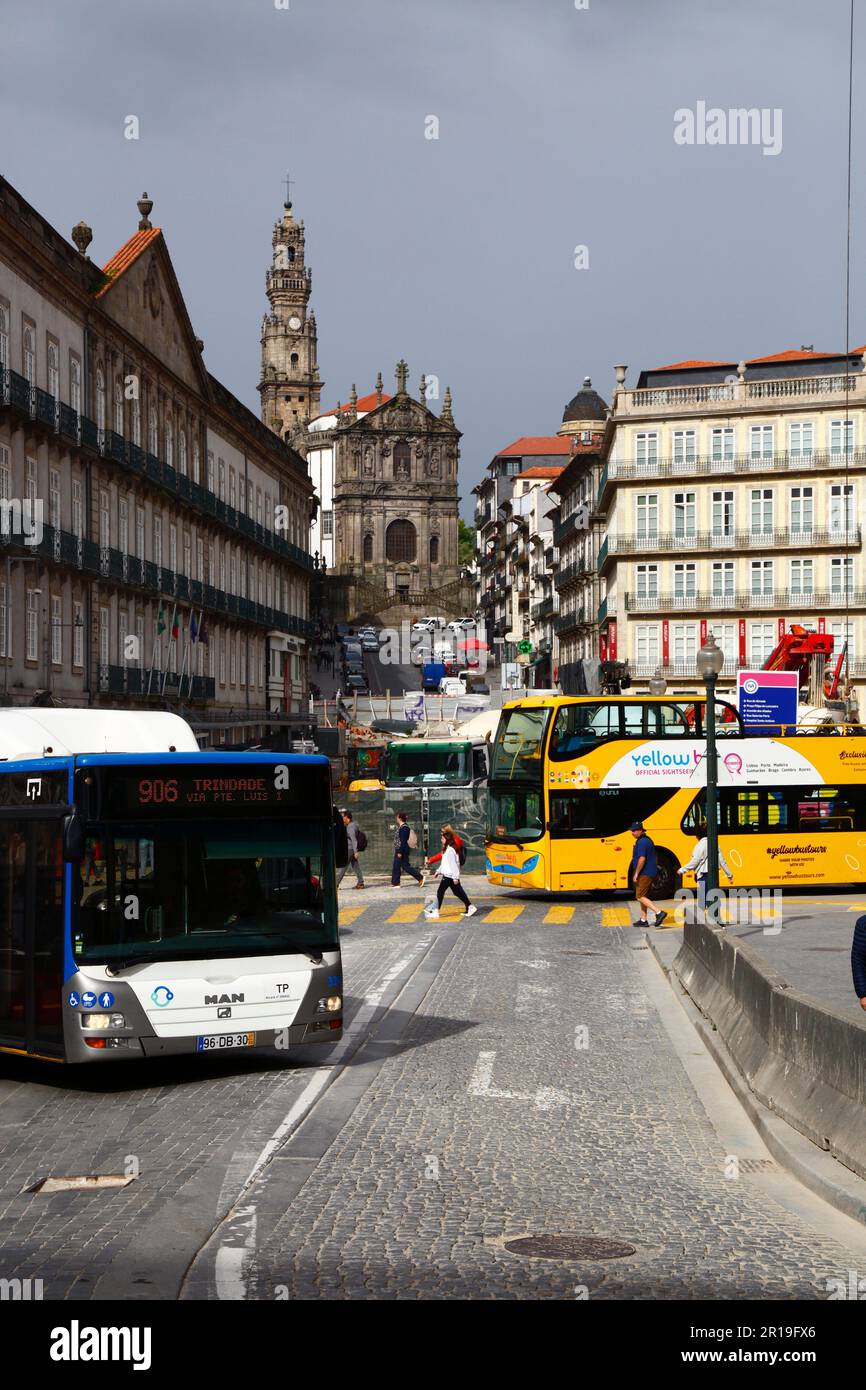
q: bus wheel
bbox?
[653,852,679,900]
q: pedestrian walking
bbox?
[629,821,667,927]
[852,915,866,1012]
[391,811,425,888]
[337,809,366,889]
[427,830,476,919]
[677,830,733,914]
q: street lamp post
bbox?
[697,632,725,924]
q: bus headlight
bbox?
[317,996,342,1014]
[80,1013,126,1030]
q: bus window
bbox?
[491,708,550,778]
[720,789,763,832]
[621,704,645,738]
[548,703,617,760]
[720,788,789,833]
[489,787,544,840]
[796,786,859,831]
[656,704,690,737]
[549,788,671,838]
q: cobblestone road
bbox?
[2,885,866,1301]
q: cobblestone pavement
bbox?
[186,894,866,1300]
[3,888,866,1300]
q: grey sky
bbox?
[1,0,861,514]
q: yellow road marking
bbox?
[387,904,426,923]
[601,907,633,928]
[338,906,367,925]
[544,906,575,924]
[483,905,525,923]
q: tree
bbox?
[458,518,476,568]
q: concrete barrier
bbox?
[673,920,866,1182]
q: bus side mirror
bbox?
[333,806,349,867]
[63,809,85,863]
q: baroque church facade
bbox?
[259,197,461,608]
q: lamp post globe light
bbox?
[697,633,725,924]
[648,667,667,697]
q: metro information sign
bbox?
[736,670,799,734]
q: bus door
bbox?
[0,815,65,1058]
[547,789,622,890]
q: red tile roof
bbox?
[313,389,392,420]
[495,435,572,458]
[518,465,565,479]
[650,359,733,371]
[747,349,833,364]
[96,227,161,297]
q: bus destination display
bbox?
[92,764,329,818]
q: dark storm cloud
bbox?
[1,0,860,512]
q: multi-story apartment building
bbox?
[474,436,571,650]
[546,376,610,691]
[598,350,866,698]
[548,427,610,692]
[0,180,314,742]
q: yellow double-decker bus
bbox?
[485,695,866,897]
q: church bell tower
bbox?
[259,190,323,439]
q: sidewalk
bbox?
[726,894,866,1021]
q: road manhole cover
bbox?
[562,950,603,957]
[804,947,845,953]
[504,1235,636,1260]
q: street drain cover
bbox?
[28,1174,134,1194]
[505,1235,636,1260]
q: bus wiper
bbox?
[104,955,156,975]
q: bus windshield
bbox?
[75,821,337,966]
[490,708,550,781]
[389,745,470,785]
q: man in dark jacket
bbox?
[851,915,866,1010]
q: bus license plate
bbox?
[197,1033,256,1052]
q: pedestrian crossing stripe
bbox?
[481,905,524,923]
[338,907,367,925]
[543,906,575,924]
[601,907,633,928]
[386,904,426,923]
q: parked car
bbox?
[345,673,369,695]
[360,633,379,651]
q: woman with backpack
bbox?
[427,829,477,919]
[391,812,426,888]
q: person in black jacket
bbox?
[852,914,866,1011]
[391,812,425,888]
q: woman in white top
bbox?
[427,830,477,919]
[678,834,733,911]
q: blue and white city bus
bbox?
[0,710,347,1063]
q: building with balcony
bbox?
[473,435,571,650]
[598,349,866,695]
[0,180,315,741]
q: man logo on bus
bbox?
[150,986,174,1008]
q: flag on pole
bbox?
[156,604,166,636]
[198,612,209,645]
[170,606,180,641]
[190,611,198,644]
